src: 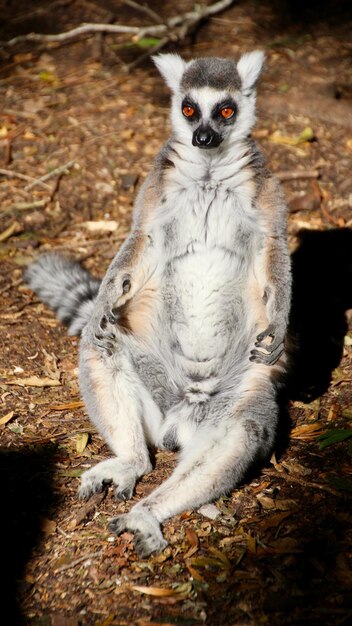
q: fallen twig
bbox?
[265,468,342,497]
[23,428,96,445]
[68,491,106,529]
[123,0,162,23]
[276,170,320,181]
[24,159,75,191]
[320,202,344,227]
[0,277,23,297]
[1,199,48,217]
[54,551,102,573]
[2,0,235,61]
[0,168,51,190]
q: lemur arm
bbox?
[83,175,160,353]
[250,176,291,365]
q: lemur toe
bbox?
[134,532,168,558]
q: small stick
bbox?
[68,491,106,529]
[2,0,235,48]
[276,170,320,181]
[3,23,142,47]
[127,36,169,71]
[265,468,342,497]
[123,0,162,23]
[1,199,48,216]
[54,551,102,573]
[0,168,51,190]
[24,159,75,191]
[320,203,343,227]
[0,277,22,297]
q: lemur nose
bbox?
[196,130,212,145]
[192,126,222,149]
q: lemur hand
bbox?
[104,273,132,323]
[249,322,285,365]
[83,275,132,355]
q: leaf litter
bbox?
[0,1,351,625]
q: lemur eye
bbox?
[220,107,235,119]
[182,105,195,118]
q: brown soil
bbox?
[0,2,351,625]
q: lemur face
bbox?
[153,52,265,150]
[180,87,238,149]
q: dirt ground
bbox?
[0,1,352,625]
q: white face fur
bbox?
[153,51,265,149]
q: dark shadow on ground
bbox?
[287,227,352,402]
[0,446,59,625]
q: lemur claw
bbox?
[250,324,285,365]
[250,343,284,365]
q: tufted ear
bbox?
[152,53,188,92]
[237,50,265,93]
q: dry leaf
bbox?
[0,221,21,243]
[185,563,205,582]
[42,349,61,381]
[82,220,118,232]
[183,527,199,559]
[132,585,178,597]
[256,494,276,509]
[291,422,324,439]
[274,499,298,511]
[281,460,312,476]
[269,127,314,146]
[76,432,89,454]
[247,531,257,554]
[262,537,301,554]
[0,410,14,426]
[5,376,61,387]
[185,527,199,548]
[49,400,84,410]
[260,511,293,530]
[208,546,231,568]
[41,518,57,534]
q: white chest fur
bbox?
[150,148,263,363]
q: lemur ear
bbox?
[152,53,188,92]
[237,50,265,93]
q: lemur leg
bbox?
[109,366,279,556]
[78,332,164,501]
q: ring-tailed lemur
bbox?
[26,51,291,557]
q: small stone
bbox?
[197,503,220,520]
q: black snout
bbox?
[192,126,222,149]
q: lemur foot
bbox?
[78,457,150,501]
[250,323,285,365]
[109,508,168,558]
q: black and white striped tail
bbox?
[25,253,101,335]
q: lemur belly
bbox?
[158,184,265,364]
[165,247,249,362]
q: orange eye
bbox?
[182,105,195,118]
[220,107,235,119]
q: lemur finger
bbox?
[108,514,129,535]
[115,485,134,501]
[122,277,131,293]
[255,334,283,354]
[134,532,168,558]
[250,343,284,365]
[106,310,119,324]
[93,334,115,354]
[256,324,275,344]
